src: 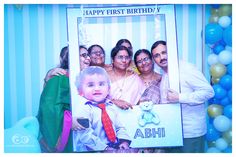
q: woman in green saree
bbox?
[37,46,90,152]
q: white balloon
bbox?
[218,16,231,28]
[213,115,231,132]
[207,53,219,65]
[218,50,232,65]
[215,138,228,151]
[225,46,232,51]
[206,147,221,153]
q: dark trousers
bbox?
[165,135,205,153]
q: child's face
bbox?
[80,73,109,103]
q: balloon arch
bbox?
[205,4,232,153]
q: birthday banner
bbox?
[82,5,161,17]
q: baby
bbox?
[73,66,131,152]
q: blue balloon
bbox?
[224,147,232,153]
[219,39,226,46]
[209,98,220,104]
[219,75,232,90]
[206,124,221,141]
[208,117,215,124]
[213,84,227,99]
[229,16,232,23]
[228,90,232,101]
[224,105,232,119]
[213,115,231,132]
[213,43,225,54]
[211,4,220,8]
[227,63,232,75]
[207,147,221,153]
[205,24,223,44]
[220,97,231,106]
[223,25,232,46]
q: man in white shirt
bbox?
[151,40,214,153]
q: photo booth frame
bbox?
[67,4,182,152]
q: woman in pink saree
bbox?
[107,46,146,110]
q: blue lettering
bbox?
[134,128,165,139]
[134,128,144,139]
[145,128,152,138]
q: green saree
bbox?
[37,75,73,152]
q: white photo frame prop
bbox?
[67,4,182,152]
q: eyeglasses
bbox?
[90,51,104,56]
[136,57,151,65]
[116,55,130,61]
[80,53,89,58]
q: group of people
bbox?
[37,39,214,153]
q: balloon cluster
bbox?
[205,4,232,153]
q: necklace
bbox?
[112,68,127,94]
[140,71,155,88]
